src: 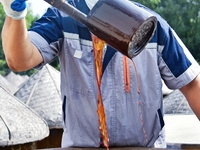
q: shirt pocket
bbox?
[62,38,95,96]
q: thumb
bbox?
[11,0,27,12]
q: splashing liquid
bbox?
[92,34,109,150]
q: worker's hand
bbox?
[0,0,27,20]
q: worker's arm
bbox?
[2,17,43,72]
[180,74,200,120]
[1,0,43,72]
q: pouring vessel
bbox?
[44,0,157,58]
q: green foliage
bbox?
[0,5,8,76]
[49,57,60,71]
[155,0,200,61]
[134,0,160,9]
[0,59,8,76]
[26,10,38,29]
[0,5,5,61]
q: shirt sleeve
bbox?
[28,7,64,68]
[158,26,200,89]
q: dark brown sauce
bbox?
[92,34,109,149]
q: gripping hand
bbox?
[0,0,27,20]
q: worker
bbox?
[1,0,200,148]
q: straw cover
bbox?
[0,86,49,146]
[163,89,194,114]
[14,64,62,129]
